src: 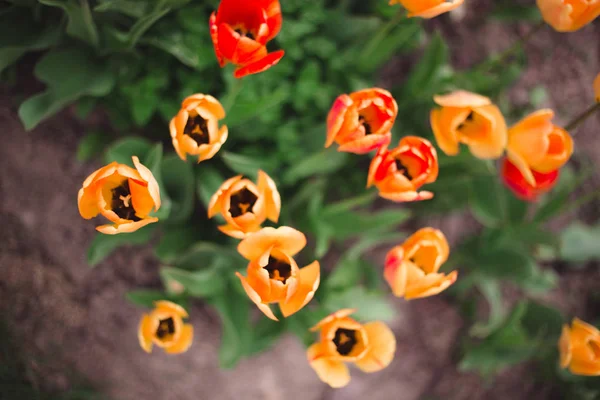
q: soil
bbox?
[1,3,600,400]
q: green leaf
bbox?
[94,0,149,18]
[172,242,241,271]
[560,222,600,263]
[469,175,506,226]
[282,149,349,185]
[491,3,542,22]
[475,247,536,282]
[154,225,202,263]
[533,165,582,223]
[160,154,195,223]
[76,131,111,162]
[358,21,421,73]
[103,6,171,50]
[321,208,411,241]
[520,301,563,341]
[225,85,289,128]
[324,286,395,322]
[246,318,286,356]
[87,224,156,266]
[125,289,188,309]
[142,32,214,69]
[402,32,450,99]
[469,280,507,338]
[196,165,226,209]
[104,137,153,164]
[19,48,115,130]
[221,151,276,179]
[39,0,99,47]
[160,265,225,297]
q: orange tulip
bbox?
[208,170,281,239]
[78,156,161,235]
[209,0,285,78]
[501,157,559,202]
[389,0,464,18]
[430,91,507,159]
[170,94,228,163]
[235,226,320,320]
[307,309,396,388]
[507,109,573,187]
[325,88,397,154]
[138,301,193,354]
[384,228,457,299]
[367,136,439,202]
[559,318,600,376]
[537,0,600,32]
[594,73,600,102]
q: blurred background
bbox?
[1,0,599,399]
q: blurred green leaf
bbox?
[226,85,289,128]
[103,6,171,51]
[39,0,99,47]
[560,222,600,263]
[221,151,277,179]
[196,164,226,210]
[87,224,156,266]
[324,286,395,322]
[76,131,112,162]
[475,247,536,282]
[125,289,188,309]
[469,175,506,227]
[246,317,286,356]
[104,137,153,164]
[172,241,241,271]
[469,280,507,338]
[160,154,195,223]
[358,21,421,73]
[402,32,449,99]
[533,165,580,223]
[491,3,543,22]
[160,264,225,297]
[19,48,115,130]
[283,149,349,185]
[154,225,202,263]
[94,0,150,18]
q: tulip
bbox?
[236,226,320,320]
[325,88,397,154]
[208,170,281,239]
[389,0,464,18]
[307,309,396,388]
[501,157,559,202]
[559,318,600,376]
[430,90,508,159]
[384,228,457,299]
[209,0,285,78]
[138,301,193,354]
[594,72,600,102]
[367,136,439,202]
[170,94,228,163]
[537,0,600,32]
[507,109,573,187]
[78,156,161,234]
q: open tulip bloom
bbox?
[537,0,600,32]
[208,170,281,239]
[138,301,194,354]
[307,309,396,388]
[559,318,600,376]
[235,226,320,320]
[501,157,560,201]
[78,156,161,234]
[209,0,285,78]
[389,0,464,18]
[430,90,507,159]
[325,88,397,154]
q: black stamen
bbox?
[184,115,210,145]
[229,187,258,218]
[263,256,292,284]
[358,115,372,135]
[395,159,413,181]
[156,317,175,339]
[333,328,357,356]
[111,181,141,221]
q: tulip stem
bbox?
[224,79,244,112]
[479,20,545,73]
[564,102,600,133]
[362,9,406,63]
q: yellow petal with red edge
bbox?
[96,218,158,235]
[279,261,320,317]
[138,314,157,353]
[307,343,351,388]
[506,148,537,187]
[165,324,194,354]
[236,272,278,321]
[433,91,491,108]
[257,170,281,222]
[355,321,396,372]
[405,270,458,299]
[559,324,572,369]
[129,179,155,217]
[326,94,353,148]
[132,156,161,210]
[237,226,307,261]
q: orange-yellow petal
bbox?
[594,73,600,102]
[404,270,458,299]
[237,226,307,261]
[132,156,161,210]
[559,324,572,369]
[354,321,396,372]
[433,91,491,108]
[430,108,460,156]
[95,218,158,235]
[406,0,465,18]
[236,272,278,321]
[207,175,243,218]
[257,170,281,222]
[129,179,155,217]
[307,343,351,388]
[165,324,194,354]
[138,314,157,353]
[279,261,320,317]
[155,300,189,318]
[311,309,357,332]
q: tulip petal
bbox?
[279,261,320,317]
[95,218,158,235]
[182,94,226,119]
[132,156,161,210]
[338,133,391,154]
[165,324,194,354]
[155,300,189,318]
[378,190,433,202]
[354,321,396,373]
[236,272,278,321]
[129,178,155,217]
[311,309,357,332]
[433,91,491,108]
[326,94,354,148]
[257,170,281,222]
[307,343,351,388]
[404,270,458,299]
[218,223,254,239]
[430,108,460,156]
[233,50,285,78]
[569,358,600,376]
[594,73,600,102]
[138,314,157,353]
[237,226,307,261]
[559,324,572,369]
[207,175,243,218]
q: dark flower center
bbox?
[263,256,292,283]
[333,328,357,356]
[358,115,372,135]
[111,181,141,221]
[156,317,175,339]
[229,187,258,218]
[395,159,413,181]
[184,114,210,145]
[234,28,255,40]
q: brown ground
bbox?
[1,3,599,400]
